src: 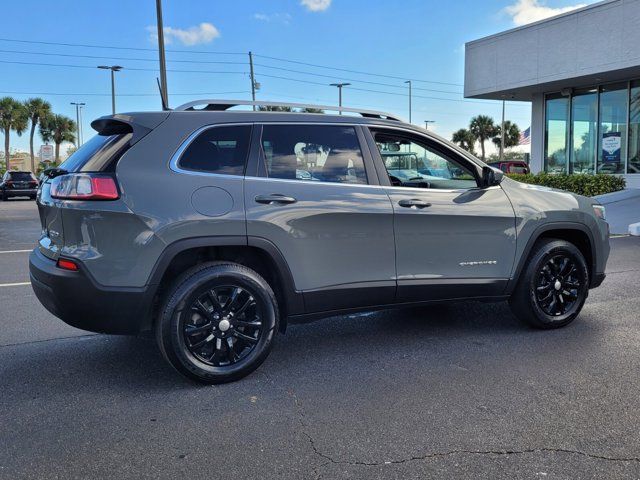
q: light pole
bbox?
[155,0,169,108]
[70,102,85,147]
[424,120,435,130]
[404,80,412,123]
[97,65,123,115]
[330,83,350,114]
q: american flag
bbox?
[519,127,531,145]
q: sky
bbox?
[0,0,597,156]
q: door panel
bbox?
[245,123,396,313]
[368,127,517,302]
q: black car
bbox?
[1,171,38,200]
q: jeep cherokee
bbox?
[29,100,610,384]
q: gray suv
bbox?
[29,100,610,383]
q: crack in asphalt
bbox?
[286,391,640,473]
[0,333,98,348]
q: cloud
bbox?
[253,12,292,24]
[147,22,220,46]
[504,0,587,26]
[300,0,331,12]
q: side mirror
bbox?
[481,166,503,188]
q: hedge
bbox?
[506,173,626,197]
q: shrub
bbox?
[506,173,626,197]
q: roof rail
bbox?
[173,99,403,121]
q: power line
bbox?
[0,49,246,66]
[0,90,249,97]
[0,37,463,87]
[253,53,464,87]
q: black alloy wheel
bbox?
[534,254,582,316]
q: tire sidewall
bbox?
[158,264,278,383]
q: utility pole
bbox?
[70,102,85,147]
[500,99,506,161]
[424,120,435,130]
[155,0,169,108]
[404,80,412,123]
[330,83,350,114]
[78,104,84,145]
[97,65,122,114]
[249,52,257,110]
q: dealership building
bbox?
[464,0,640,188]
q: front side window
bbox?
[373,130,477,190]
[179,125,252,175]
[260,125,367,184]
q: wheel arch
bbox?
[508,222,596,294]
[142,236,304,333]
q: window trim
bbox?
[365,126,482,191]
[169,122,254,178]
[253,122,377,186]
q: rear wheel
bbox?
[1,190,6,201]
[156,262,279,384]
[509,239,589,329]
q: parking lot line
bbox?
[0,250,32,254]
[0,282,31,287]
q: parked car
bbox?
[29,100,610,384]
[489,160,530,174]
[1,171,38,200]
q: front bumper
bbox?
[29,249,152,334]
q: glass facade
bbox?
[544,80,640,175]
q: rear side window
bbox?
[59,133,132,172]
[179,125,252,175]
[260,125,367,184]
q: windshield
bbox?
[59,133,132,172]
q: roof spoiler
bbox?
[90,112,169,145]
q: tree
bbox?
[258,106,293,112]
[299,107,324,114]
[469,115,498,162]
[0,97,28,171]
[24,98,52,173]
[491,120,521,153]
[40,114,76,164]
[451,128,477,155]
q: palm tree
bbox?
[451,128,477,155]
[258,106,293,112]
[492,120,521,152]
[24,98,52,173]
[0,97,28,171]
[469,115,498,162]
[40,114,76,164]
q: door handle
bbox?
[398,199,431,209]
[255,194,297,205]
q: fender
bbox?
[141,235,304,331]
[506,221,597,294]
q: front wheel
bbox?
[509,239,589,329]
[156,262,279,384]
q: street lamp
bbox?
[155,0,169,109]
[404,80,412,123]
[97,65,123,114]
[70,102,86,147]
[330,83,350,114]
[424,120,435,130]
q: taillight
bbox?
[30,181,38,187]
[50,174,119,200]
[6,181,13,186]
[57,258,79,271]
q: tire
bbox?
[509,238,589,329]
[156,261,279,384]
[1,191,6,201]
[30,195,36,200]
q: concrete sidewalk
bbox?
[594,189,640,235]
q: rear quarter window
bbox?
[178,125,252,175]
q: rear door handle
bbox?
[255,194,297,205]
[398,199,431,209]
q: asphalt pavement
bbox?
[1,199,639,479]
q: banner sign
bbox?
[39,145,54,163]
[602,132,622,164]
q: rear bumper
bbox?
[4,188,37,197]
[29,249,152,334]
